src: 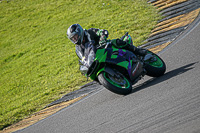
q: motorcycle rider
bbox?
[66,24,148,62]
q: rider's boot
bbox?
[116,38,145,56]
[112,37,151,59]
[128,45,154,61]
[114,38,148,56]
[127,44,147,56]
[119,32,153,60]
[119,33,147,56]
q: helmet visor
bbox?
[70,33,80,44]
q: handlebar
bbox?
[97,42,111,49]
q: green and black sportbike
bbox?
[79,35,166,95]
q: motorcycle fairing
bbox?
[89,47,144,82]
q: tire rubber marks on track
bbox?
[143,0,200,53]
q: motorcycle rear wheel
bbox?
[98,71,132,95]
[144,51,166,77]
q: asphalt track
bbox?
[17,19,200,133]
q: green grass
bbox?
[0,0,161,130]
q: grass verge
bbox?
[0,0,161,130]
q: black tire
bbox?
[144,51,166,77]
[98,71,132,95]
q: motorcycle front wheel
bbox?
[98,71,132,95]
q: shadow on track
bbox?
[131,62,198,94]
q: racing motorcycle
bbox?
[79,34,166,95]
